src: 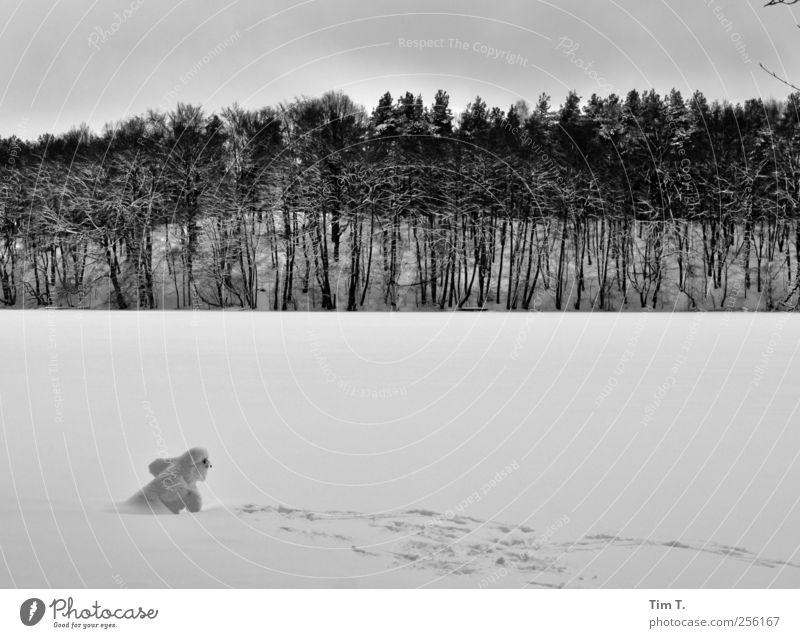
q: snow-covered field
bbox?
[1,310,798,588]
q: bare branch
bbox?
[761,4,799,88]
[759,63,800,91]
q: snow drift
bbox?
[1,310,798,587]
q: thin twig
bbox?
[759,63,800,92]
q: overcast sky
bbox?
[1,0,799,138]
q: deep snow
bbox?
[0,310,798,587]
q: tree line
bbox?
[1,87,799,311]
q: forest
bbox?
[1,87,799,311]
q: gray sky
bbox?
[1,0,799,138]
